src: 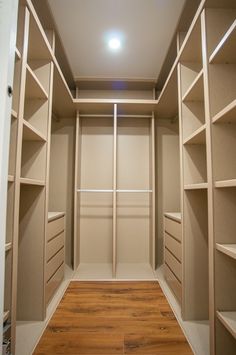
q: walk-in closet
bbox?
[1,0,236,354]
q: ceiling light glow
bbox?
[108,38,121,51]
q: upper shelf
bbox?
[210,20,236,64]
[182,70,204,102]
[25,64,48,100]
[179,16,202,63]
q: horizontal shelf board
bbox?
[25,64,48,100]
[217,311,236,339]
[184,183,208,190]
[77,189,152,193]
[215,179,236,188]
[20,177,45,186]
[183,124,206,145]
[212,99,236,123]
[182,69,204,102]
[15,47,21,60]
[48,211,65,222]
[3,310,10,323]
[8,175,14,182]
[216,243,236,260]
[78,189,113,193]
[22,119,47,141]
[210,20,236,64]
[5,242,12,252]
[11,109,18,119]
[164,212,181,222]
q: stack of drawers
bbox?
[46,212,65,304]
[164,212,182,303]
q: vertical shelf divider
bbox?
[74,109,80,270]
[150,111,155,269]
[112,104,117,278]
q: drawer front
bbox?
[47,231,64,262]
[46,248,64,282]
[46,263,64,304]
[164,217,182,242]
[164,264,182,303]
[165,232,182,262]
[165,248,182,282]
[47,217,65,242]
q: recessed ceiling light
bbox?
[108,38,121,51]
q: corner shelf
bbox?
[215,179,236,188]
[182,70,204,102]
[210,20,236,64]
[216,243,236,261]
[22,119,47,142]
[25,64,48,100]
[212,99,236,124]
[217,311,236,340]
[5,243,12,252]
[183,124,206,145]
[20,177,45,186]
[184,183,208,190]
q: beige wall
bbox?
[49,117,75,267]
[155,119,180,266]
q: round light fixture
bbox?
[108,38,121,51]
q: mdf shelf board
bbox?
[20,177,45,186]
[116,263,155,280]
[155,63,178,118]
[182,70,204,102]
[210,20,236,64]
[3,310,10,323]
[77,189,113,193]
[52,60,75,117]
[164,212,181,223]
[5,243,12,252]
[184,182,208,190]
[25,64,48,100]
[212,99,236,123]
[216,244,236,260]
[15,47,21,60]
[48,211,65,222]
[72,263,113,280]
[183,124,206,144]
[217,311,236,339]
[22,119,47,141]
[8,175,14,183]
[116,189,152,193]
[215,179,236,188]
[11,109,18,119]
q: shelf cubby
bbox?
[4,250,12,324]
[212,99,236,123]
[180,62,202,100]
[183,124,206,145]
[179,16,202,63]
[24,98,49,139]
[210,20,236,64]
[17,184,46,320]
[25,64,48,100]
[22,119,47,141]
[182,100,205,140]
[212,123,236,181]
[183,144,207,185]
[21,139,46,181]
[27,60,51,95]
[8,117,18,177]
[6,182,14,245]
[182,69,204,102]
[12,50,21,115]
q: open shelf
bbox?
[183,124,206,145]
[22,119,47,141]
[184,183,208,190]
[216,244,236,260]
[179,16,202,63]
[217,311,236,339]
[21,139,46,182]
[215,179,236,188]
[5,243,12,252]
[8,175,14,183]
[210,20,236,64]
[182,70,204,102]
[212,99,236,123]
[20,177,45,186]
[25,64,48,100]
[11,109,17,119]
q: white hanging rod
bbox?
[79,114,152,118]
[77,189,152,193]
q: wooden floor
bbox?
[34,281,193,354]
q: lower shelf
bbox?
[217,311,236,340]
[116,263,155,279]
[73,263,113,280]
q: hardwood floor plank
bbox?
[34,281,193,355]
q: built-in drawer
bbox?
[47,231,64,262]
[165,232,182,262]
[164,264,182,303]
[47,216,65,242]
[45,263,64,304]
[46,247,64,282]
[164,217,182,242]
[165,248,182,282]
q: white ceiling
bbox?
[48,0,186,81]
